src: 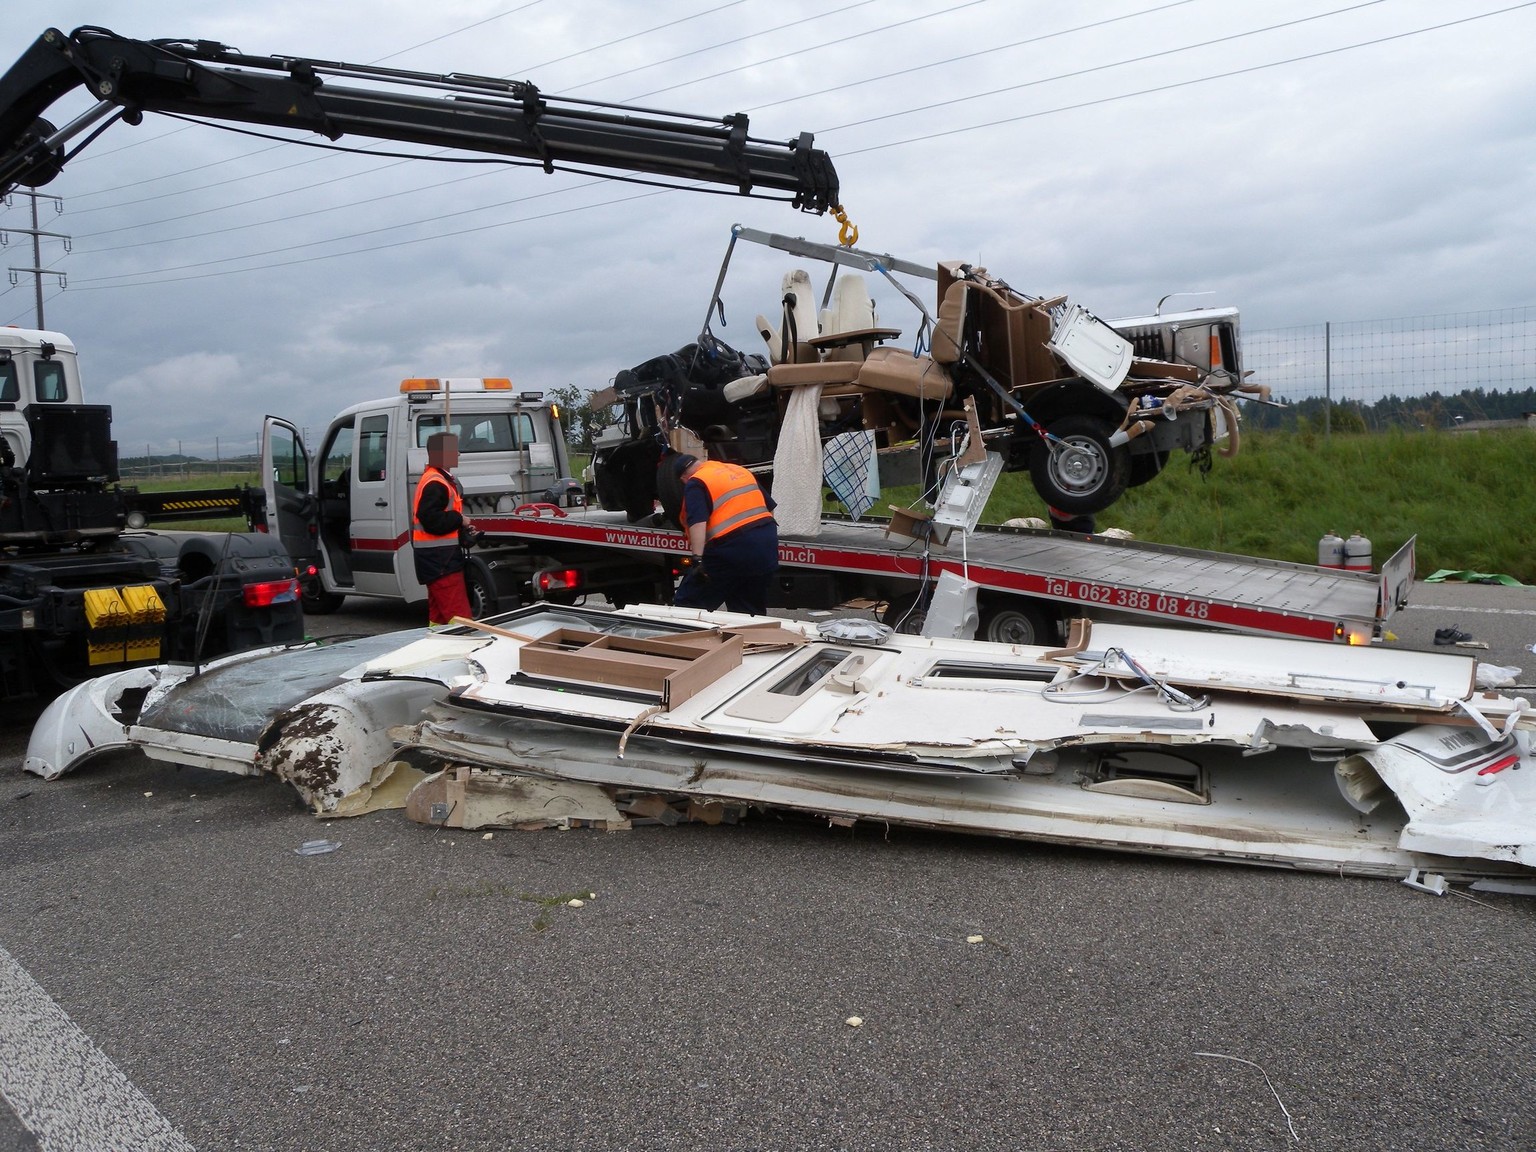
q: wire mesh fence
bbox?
[122,310,1535,458]
[1244,307,1536,430]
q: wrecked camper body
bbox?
[26,601,1536,882]
[591,226,1262,521]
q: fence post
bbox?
[1324,321,1332,439]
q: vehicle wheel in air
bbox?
[301,583,346,615]
[1029,414,1131,515]
[880,591,927,636]
[465,566,498,619]
[977,598,1059,646]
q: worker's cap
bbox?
[668,453,698,479]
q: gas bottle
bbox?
[1317,531,1344,569]
[1344,531,1372,572]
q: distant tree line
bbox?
[1243,386,1536,433]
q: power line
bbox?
[80,166,507,253]
[817,0,1391,135]
[745,0,1203,113]
[836,1,1536,154]
[2,283,66,328]
[74,171,616,279]
[57,0,966,212]
[67,0,888,236]
[64,140,304,207]
[513,0,750,74]
[46,0,1185,252]
[560,0,882,93]
[370,0,548,65]
[17,1,1533,292]
[62,183,675,290]
[627,0,992,102]
[58,1,554,197]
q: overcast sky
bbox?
[1,0,1532,460]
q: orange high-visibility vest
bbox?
[681,460,773,542]
[412,466,463,546]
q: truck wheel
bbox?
[465,567,498,619]
[1030,415,1130,515]
[301,584,347,615]
[28,637,90,698]
[978,598,1059,646]
[881,592,927,635]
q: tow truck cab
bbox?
[262,378,583,612]
[0,328,87,470]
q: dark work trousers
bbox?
[673,521,779,616]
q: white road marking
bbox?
[1400,604,1536,616]
[0,945,194,1152]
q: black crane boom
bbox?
[0,26,839,211]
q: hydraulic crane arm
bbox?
[0,26,840,212]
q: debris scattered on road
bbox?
[1471,877,1536,897]
[1476,663,1522,688]
[294,839,340,856]
[1402,868,1448,895]
[1425,569,1525,587]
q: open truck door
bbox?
[260,416,321,583]
[347,407,423,602]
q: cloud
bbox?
[2,0,1534,455]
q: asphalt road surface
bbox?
[2,582,1534,1152]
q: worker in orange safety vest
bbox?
[667,453,779,616]
[412,432,479,625]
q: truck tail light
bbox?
[535,568,582,594]
[1209,331,1224,372]
[243,577,300,608]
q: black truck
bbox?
[0,328,303,703]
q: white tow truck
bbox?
[261,378,653,617]
[263,379,1413,644]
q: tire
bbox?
[1029,414,1131,515]
[28,636,87,698]
[977,598,1059,646]
[465,565,498,619]
[880,591,927,636]
[301,583,346,615]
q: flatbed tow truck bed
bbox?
[480,507,1414,644]
[802,517,1410,641]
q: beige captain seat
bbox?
[847,267,961,402]
[755,268,820,365]
[765,272,956,403]
[816,274,879,364]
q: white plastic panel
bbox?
[1049,304,1134,391]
